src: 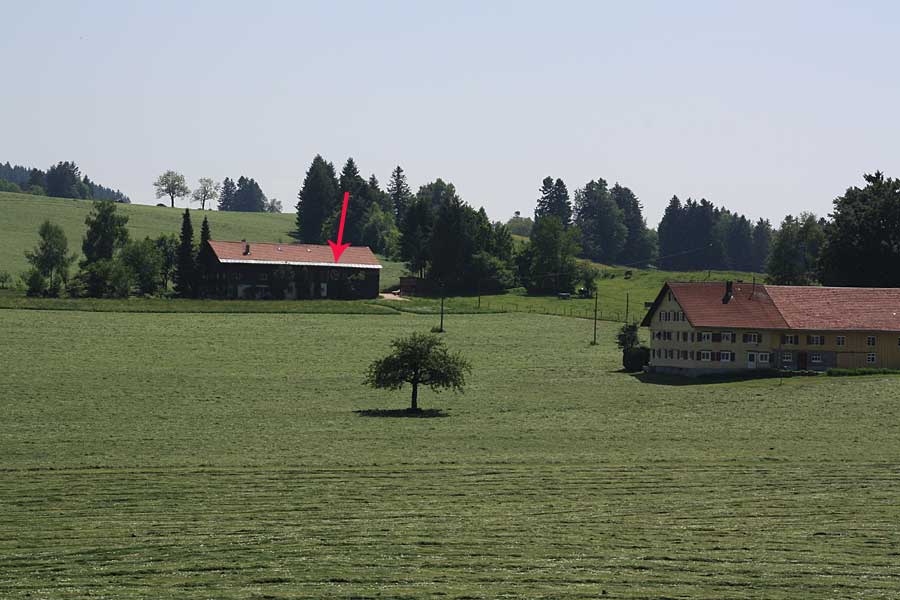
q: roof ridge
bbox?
[760,284,791,328]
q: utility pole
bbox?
[625,293,630,324]
[439,283,445,333]
[591,289,599,346]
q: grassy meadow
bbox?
[2,307,899,598]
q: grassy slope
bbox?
[1,308,898,598]
[0,191,406,289]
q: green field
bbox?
[2,308,899,598]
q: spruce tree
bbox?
[387,166,413,223]
[174,209,196,298]
[232,176,267,212]
[751,218,773,273]
[296,155,339,243]
[611,183,654,266]
[331,158,370,244]
[534,176,572,226]
[218,177,236,211]
[196,216,214,297]
[573,179,626,264]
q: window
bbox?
[743,332,760,344]
[783,334,798,345]
[867,336,876,346]
[682,332,689,342]
[679,312,685,321]
[690,350,695,360]
[810,352,822,364]
[759,352,770,363]
[701,332,712,343]
[720,351,732,362]
[665,331,673,341]
[867,352,877,364]
[808,335,824,345]
[836,336,846,347]
[782,352,793,365]
[700,351,711,362]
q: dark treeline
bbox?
[218,176,279,212]
[0,160,130,203]
[657,196,771,272]
[769,172,900,288]
[296,156,514,293]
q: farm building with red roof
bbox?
[641,281,900,375]
[207,240,382,300]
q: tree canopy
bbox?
[82,200,129,264]
[153,171,191,208]
[364,332,471,411]
[819,171,900,287]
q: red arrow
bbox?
[328,191,351,262]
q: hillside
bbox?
[0,191,297,274]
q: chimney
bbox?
[243,242,251,256]
[722,280,733,304]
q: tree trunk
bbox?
[410,382,418,411]
[170,194,175,208]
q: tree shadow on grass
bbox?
[354,408,450,418]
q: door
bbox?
[798,351,808,370]
[747,351,757,369]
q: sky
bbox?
[2,0,899,227]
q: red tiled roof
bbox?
[642,281,900,332]
[668,282,787,329]
[208,240,382,269]
[766,285,900,332]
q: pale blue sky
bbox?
[2,1,899,226]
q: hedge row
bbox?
[827,368,900,377]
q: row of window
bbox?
[658,310,686,322]
[654,349,879,365]
[654,330,761,344]
[783,334,886,346]
[653,349,745,362]
[656,331,894,347]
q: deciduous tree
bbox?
[191,178,220,210]
[154,171,191,208]
[819,171,900,287]
[82,200,129,265]
[364,332,471,411]
[24,220,76,296]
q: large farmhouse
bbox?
[207,240,382,300]
[641,281,900,375]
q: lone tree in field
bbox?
[154,170,191,208]
[364,332,471,411]
[191,177,220,210]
